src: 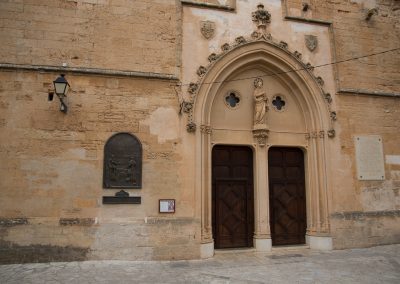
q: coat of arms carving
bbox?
[305,35,318,52]
[200,21,216,39]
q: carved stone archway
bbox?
[189,37,334,258]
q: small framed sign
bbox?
[159,199,175,213]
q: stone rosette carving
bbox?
[252,31,272,41]
[330,111,337,121]
[188,83,198,94]
[200,125,212,134]
[251,31,260,39]
[186,122,196,133]
[221,43,230,52]
[307,129,335,139]
[316,76,324,86]
[197,66,207,77]
[181,101,193,113]
[208,53,218,62]
[325,93,332,103]
[306,131,325,139]
[252,3,271,29]
[305,63,314,72]
[279,41,288,49]
[294,51,302,59]
[235,36,246,45]
[305,35,318,52]
[200,20,216,40]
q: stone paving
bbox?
[0,244,399,283]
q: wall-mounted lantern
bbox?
[48,74,70,113]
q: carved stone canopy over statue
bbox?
[253,78,268,126]
[252,4,271,29]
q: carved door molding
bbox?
[191,41,332,249]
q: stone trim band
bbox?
[331,210,400,220]
[339,88,400,98]
[0,63,179,81]
[181,0,235,11]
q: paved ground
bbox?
[0,244,399,283]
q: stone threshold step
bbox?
[214,244,310,255]
[272,244,310,251]
[214,247,256,254]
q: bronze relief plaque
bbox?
[103,133,142,189]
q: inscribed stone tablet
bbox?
[355,135,385,180]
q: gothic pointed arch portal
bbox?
[188,38,335,257]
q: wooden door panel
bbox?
[215,181,248,248]
[212,146,253,249]
[269,147,306,246]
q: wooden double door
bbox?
[212,145,254,249]
[212,146,306,248]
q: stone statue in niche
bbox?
[103,133,142,189]
[252,78,269,146]
[253,78,268,125]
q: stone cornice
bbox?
[331,210,400,220]
[181,0,235,11]
[339,88,400,98]
[284,16,332,26]
[0,63,179,81]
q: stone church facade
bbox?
[0,0,399,263]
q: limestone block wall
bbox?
[0,0,180,74]
[0,70,199,263]
[284,0,400,248]
[330,94,400,248]
[285,0,400,93]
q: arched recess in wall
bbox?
[103,132,142,189]
[190,40,334,251]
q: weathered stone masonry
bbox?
[0,0,399,263]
